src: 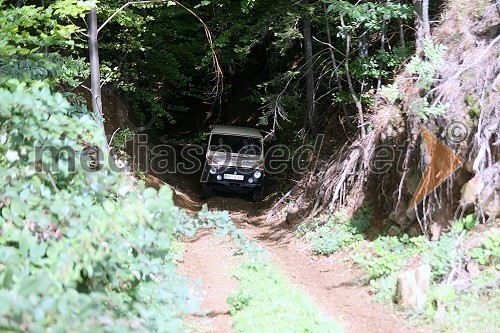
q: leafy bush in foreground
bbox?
[0,85,199,332]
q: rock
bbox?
[404,167,421,196]
[464,159,475,174]
[430,223,443,241]
[466,261,481,278]
[406,225,421,237]
[285,211,300,225]
[285,203,301,225]
[405,207,417,222]
[460,176,483,206]
[396,264,431,312]
[460,164,500,219]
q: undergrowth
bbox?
[297,206,372,255]
[353,215,499,332]
[297,208,499,332]
[228,260,343,333]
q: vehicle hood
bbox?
[206,151,264,169]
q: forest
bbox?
[0,0,498,332]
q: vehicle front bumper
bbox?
[202,166,264,193]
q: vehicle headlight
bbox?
[248,178,254,183]
[209,166,217,174]
[253,170,262,179]
[216,175,222,180]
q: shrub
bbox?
[0,84,224,331]
[354,235,426,280]
[300,208,371,256]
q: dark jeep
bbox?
[201,125,265,201]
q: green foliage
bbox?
[0,2,90,89]
[404,39,449,120]
[406,39,447,90]
[425,269,499,333]
[324,0,414,105]
[369,274,398,303]
[0,54,88,88]
[354,223,500,331]
[299,208,371,256]
[130,89,176,127]
[325,0,414,26]
[410,98,448,121]
[467,229,500,266]
[110,128,135,148]
[0,83,201,331]
[356,230,461,285]
[355,235,427,280]
[228,261,343,333]
[453,214,477,233]
[308,222,362,255]
[379,39,449,121]
[0,2,87,57]
[379,82,404,104]
[350,204,372,234]
[0,79,264,330]
[96,1,212,132]
[426,231,461,280]
[465,93,480,119]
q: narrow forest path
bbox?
[146,174,428,333]
[178,231,237,332]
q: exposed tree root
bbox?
[308,132,376,218]
[294,1,499,236]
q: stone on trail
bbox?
[396,264,431,312]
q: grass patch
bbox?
[228,261,343,333]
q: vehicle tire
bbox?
[252,186,264,202]
[201,183,213,199]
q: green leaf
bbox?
[0,293,11,315]
[143,187,157,199]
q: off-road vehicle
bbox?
[201,125,265,201]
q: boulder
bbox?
[465,261,480,278]
[396,264,431,312]
[460,164,500,219]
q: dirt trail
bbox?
[147,174,428,332]
[232,210,425,333]
[178,231,237,333]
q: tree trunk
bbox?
[340,16,366,138]
[88,7,109,155]
[422,0,430,39]
[303,1,316,131]
[374,0,389,108]
[88,7,103,123]
[323,4,355,129]
[358,0,368,96]
[414,0,430,53]
[398,0,405,48]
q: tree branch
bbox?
[97,0,166,34]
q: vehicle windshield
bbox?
[209,134,262,156]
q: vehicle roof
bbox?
[211,125,263,138]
